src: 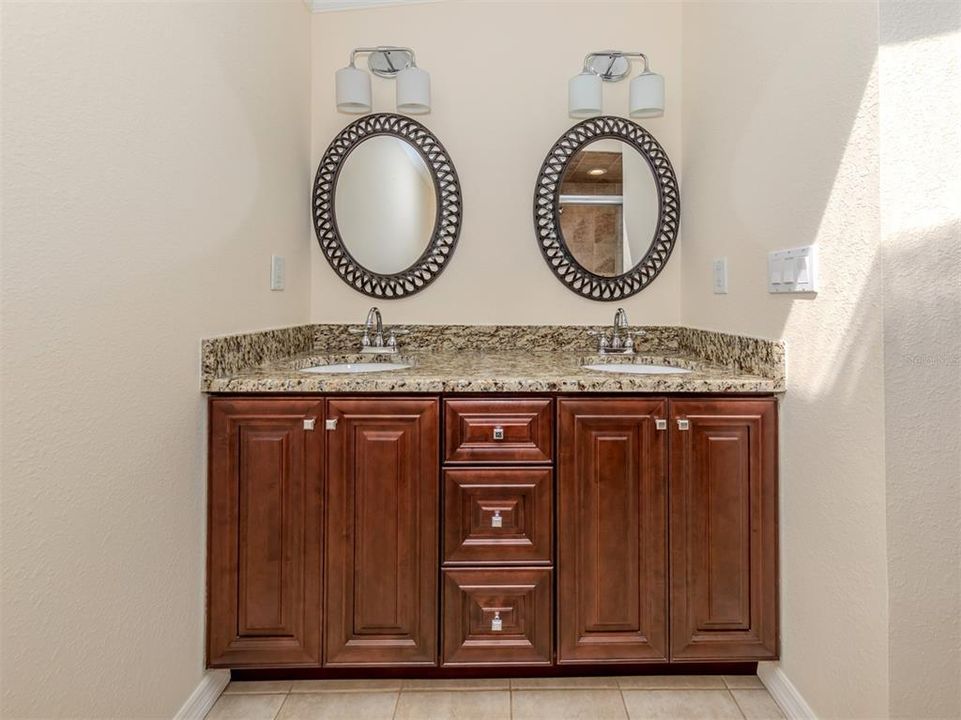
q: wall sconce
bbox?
[336,46,430,115]
[568,50,664,119]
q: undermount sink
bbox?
[301,362,411,374]
[582,363,693,375]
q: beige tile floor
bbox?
[206,676,786,720]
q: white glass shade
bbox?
[336,65,371,114]
[629,71,665,118]
[396,66,430,115]
[568,71,602,118]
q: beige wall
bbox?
[0,1,311,718]
[309,1,682,325]
[680,2,890,718]
[880,2,961,717]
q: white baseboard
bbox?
[173,669,230,720]
[758,662,817,720]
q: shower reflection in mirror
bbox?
[558,139,659,277]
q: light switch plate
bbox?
[769,245,817,294]
[713,258,728,294]
[270,255,285,291]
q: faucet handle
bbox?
[587,329,609,352]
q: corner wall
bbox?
[880,2,961,717]
[0,2,311,717]
[680,2,889,717]
[309,1,683,325]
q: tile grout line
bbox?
[390,688,401,720]
[270,692,291,720]
[728,688,748,720]
[618,686,631,720]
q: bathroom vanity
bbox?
[204,98,782,677]
[203,323,782,676]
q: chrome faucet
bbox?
[589,307,644,355]
[365,307,384,345]
[351,306,406,354]
[614,308,628,332]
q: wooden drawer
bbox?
[444,399,553,463]
[444,468,552,566]
[442,568,552,666]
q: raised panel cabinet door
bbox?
[207,398,324,668]
[557,398,668,663]
[670,399,778,661]
[325,398,439,666]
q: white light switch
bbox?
[768,246,817,294]
[713,258,728,294]
[270,255,285,291]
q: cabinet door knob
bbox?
[325,418,338,431]
[491,510,503,528]
[677,419,690,431]
[491,611,503,632]
[655,419,667,430]
[303,418,316,430]
[492,426,505,440]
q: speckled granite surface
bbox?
[202,324,784,394]
[313,324,682,354]
[678,327,786,388]
[202,325,315,379]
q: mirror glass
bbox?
[334,135,438,275]
[558,139,658,277]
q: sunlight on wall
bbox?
[879,4,961,716]
[681,2,888,717]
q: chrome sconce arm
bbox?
[580,50,652,80]
[348,46,419,76]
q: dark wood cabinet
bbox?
[324,398,439,666]
[442,568,553,666]
[207,398,324,667]
[556,399,669,663]
[207,392,778,673]
[669,399,778,661]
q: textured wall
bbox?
[680,2,889,717]
[309,1,683,325]
[0,2,311,717]
[880,2,961,717]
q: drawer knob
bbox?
[491,510,503,528]
[492,426,505,440]
[491,611,503,632]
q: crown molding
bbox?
[307,0,445,13]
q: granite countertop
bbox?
[201,324,785,394]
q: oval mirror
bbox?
[534,116,679,301]
[334,135,438,275]
[313,114,462,298]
